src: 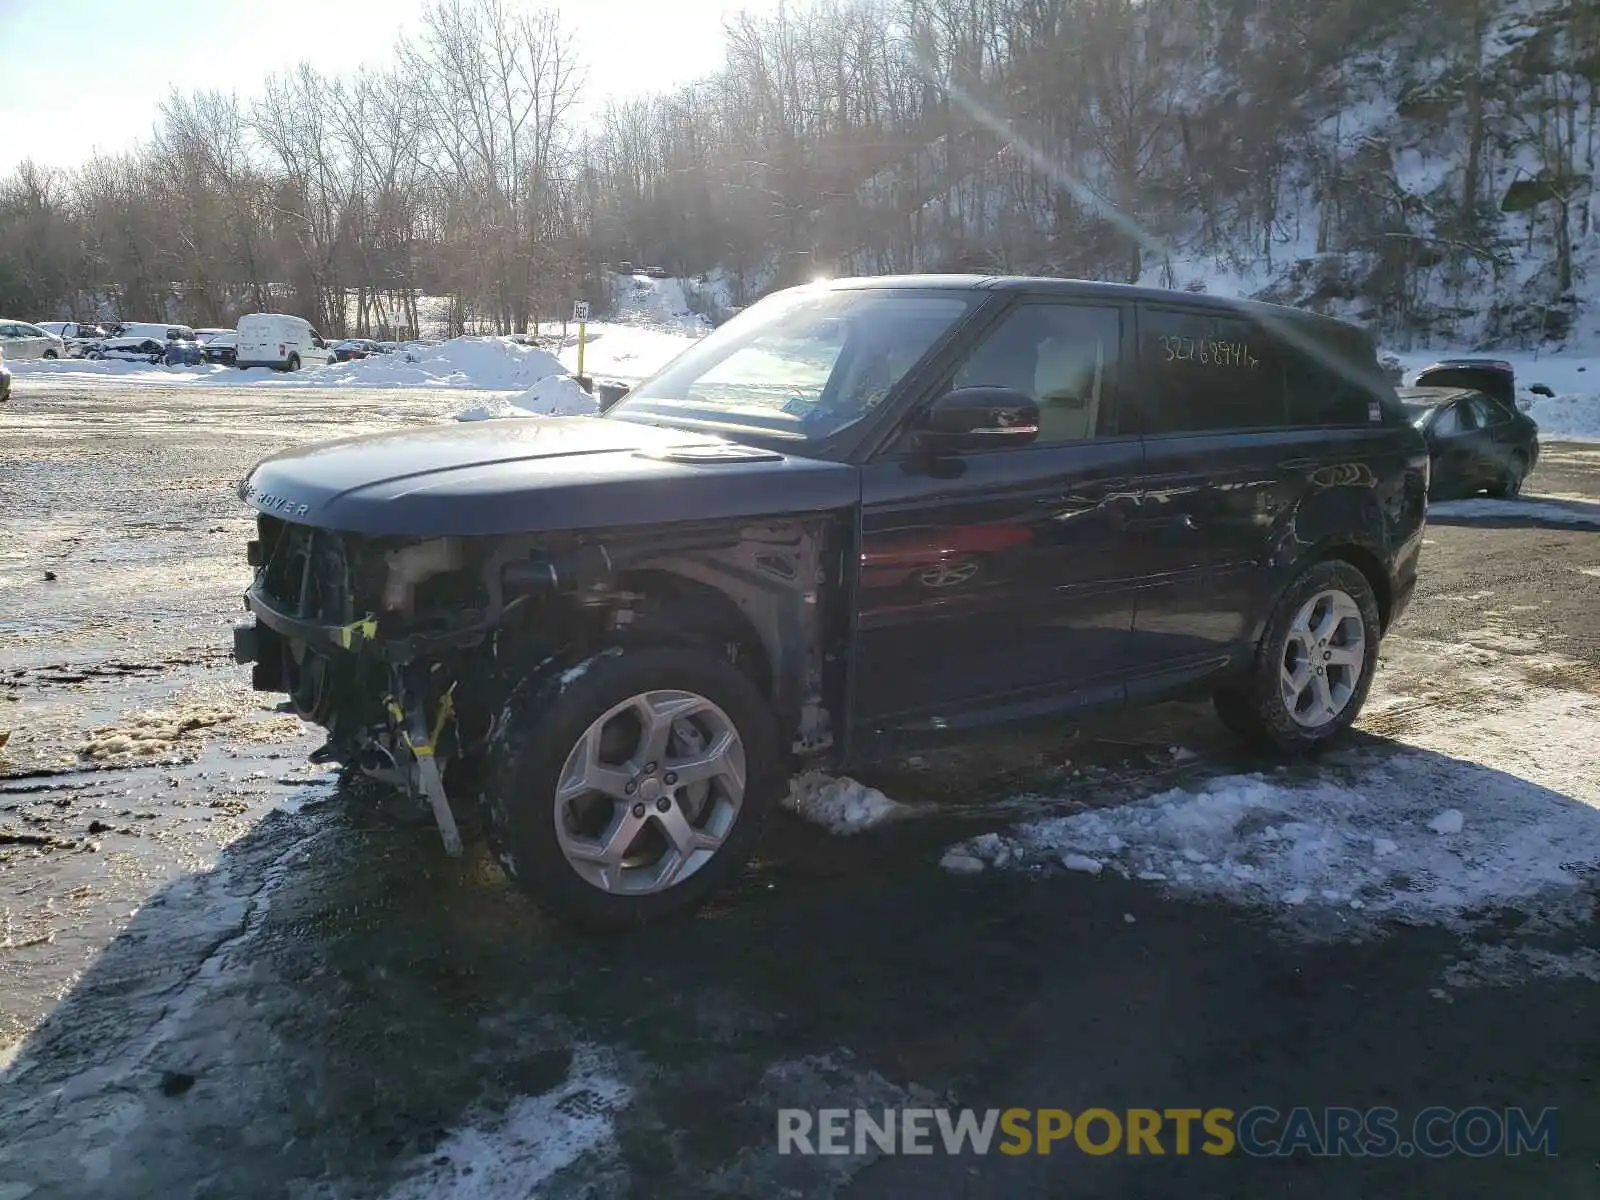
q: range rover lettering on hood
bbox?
[240,480,311,518]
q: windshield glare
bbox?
[1402,403,1435,427]
[607,287,978,443]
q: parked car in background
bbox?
[91,336,170,363]
[164,336,205,366]
[108,322,199,344]
[1410,359,1519,410]
[331,338,389,362]
[644,265,671,279]
[36,321,107,357]
[231,275,1427,928]
[199,330,238,365]
[0,346,11,402]
[0,321,66,359]
[1399,386,1540,499]
[235,313,333,371]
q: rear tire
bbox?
[284,353,301,372]
[1214,559,1381,755]
[482,644,781,931]
[1488,452,1527,499]
[42,349,57,360]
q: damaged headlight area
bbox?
[231,512,824,862]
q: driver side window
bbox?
[950,303,1122,444]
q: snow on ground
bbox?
[555,323,697,384]
[382,1044,630,1200]
[8,338,566,391]
[785,772,912,835]
[550,275,708,384]
[1430,496,1600,528]
[609,273,711,338]
[939,650,1600,936]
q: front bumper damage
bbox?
[234,597,468,856]
[234,530,485,858]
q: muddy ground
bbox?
[1,379,1598,1198]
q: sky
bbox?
[0,0,782,174]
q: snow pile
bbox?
[512,373,598,416]
[454,374,599,422]
[785,772,912,834]
[943,750,1600,927]
[383,1044,630,1199]
[321,337,564,389]
[455,396,535,422]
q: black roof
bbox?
[820,274,1367,335]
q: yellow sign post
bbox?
[573,300,590,382]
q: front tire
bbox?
[483,644,781,930]
[1214,559,1381,755]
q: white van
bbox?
[235,313,334,371]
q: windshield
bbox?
[607,287,979,443]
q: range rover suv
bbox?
[232,276,1429,928]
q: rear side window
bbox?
[1141,307,1282,433]
[1464,394,1511,427]
[1284,352,1377,427]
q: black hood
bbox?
[239,415,860,536]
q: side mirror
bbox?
[912,387,1039,454]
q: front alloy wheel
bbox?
[484,643,780,929]
[554,689,746,895]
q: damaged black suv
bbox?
[233,276,1428,928]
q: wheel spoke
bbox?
[564,805,649,870]
[635,693,706,766]
[558,726,634,800]
[1310,670,1336,716]
[1310,597,1355,642]
[1325,645,1363,670]
[668,730,741,789]
[655,804,722,859]
[1281,660,1311,699]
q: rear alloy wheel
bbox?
[484,644,780,929]
[1489,452,1527,499]
[284,353,301,372]
[1214,559,1381,755]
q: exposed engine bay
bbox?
[234,513,842,853]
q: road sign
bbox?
[572,301,590,323]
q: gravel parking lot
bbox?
[2,379,1599,1198]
